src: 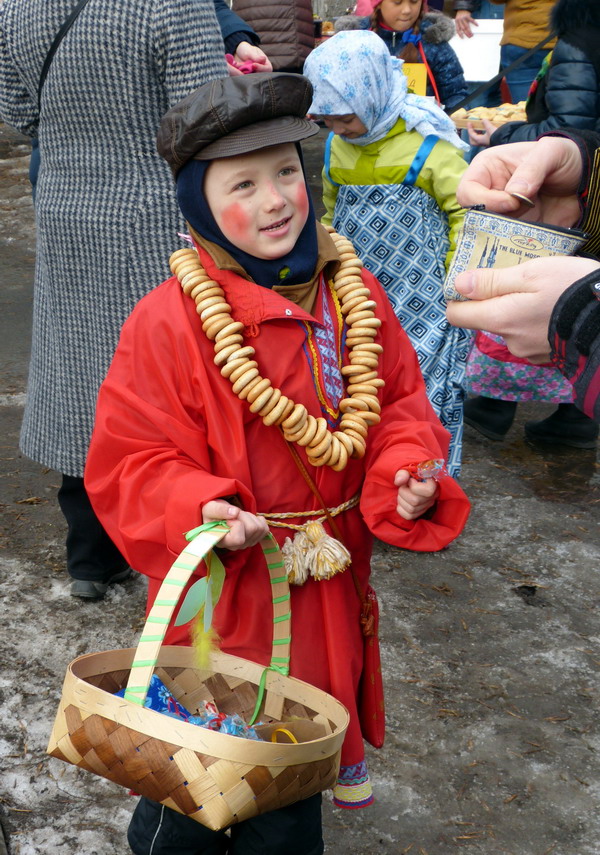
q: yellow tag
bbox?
[402,63,427,96]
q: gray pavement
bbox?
[0,122,598,855]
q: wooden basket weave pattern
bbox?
[47,527,349,831]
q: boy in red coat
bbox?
[85,72,470,855]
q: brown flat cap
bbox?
[157,72,320,174]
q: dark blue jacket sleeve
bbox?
[452,0,480,10]
[491,41,600,146]
[214,0,259,53]
[424,41,469,111]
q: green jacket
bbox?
[322,119,467,271]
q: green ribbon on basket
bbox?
[186,525,294,725]
[246,533,293,725]
[138,521,293,725]
[124,520,231,706]
[185,520,229,541]
[175,522,229,629]
[248,659,290,726]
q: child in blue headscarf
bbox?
[304,29,471,477]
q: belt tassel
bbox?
[282,521,351,585]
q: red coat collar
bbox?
[196,243,326,330]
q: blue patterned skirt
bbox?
[333,183,471,477]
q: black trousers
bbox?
[57,474,128,581]
[127,796,324,855]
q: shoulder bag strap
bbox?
[417,41,442,107]
[403,133,439,186]
[324,131,341,187]
[447,32,555,115]
[38,0,93,108]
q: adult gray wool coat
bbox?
[0,0,227,476]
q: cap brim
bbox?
[194,115,320,160]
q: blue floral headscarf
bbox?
[303,29,467,151]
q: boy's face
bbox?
[204,143,309,261]
[320,114,368,139]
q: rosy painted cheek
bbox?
[295,186,309,221]
[220,203,250,240]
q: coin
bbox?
[509,191,535,208]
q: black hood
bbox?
[551,0,600,36]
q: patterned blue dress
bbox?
[326,134,471,477]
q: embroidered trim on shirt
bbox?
[333,760,374,809]
[300,276,345,426]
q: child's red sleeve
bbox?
[84,282,255,581]
[358,272,470,550]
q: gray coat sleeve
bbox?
[0,5,38,136]
[150,0,228,106]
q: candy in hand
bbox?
[408,459,448,482]
[225,53,260,74]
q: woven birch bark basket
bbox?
[47,524,349,831]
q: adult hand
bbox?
[467,118,496,148]
[455,10,478,38]
[234,41,272,72]
[394,470,439,520]
[202,499,269,550]
[456,136,583,226]
[446,256,600,362]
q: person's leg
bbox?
[524,403,599,449]
[230,794,323,855]
[500,44,548,103]
[481,81,502,109]
[463,396,518,441]
[57,474,130,597]
[473,0,504,108]
[127,798,229,855]
[476,0,503,18]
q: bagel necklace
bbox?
[169,227,385,473]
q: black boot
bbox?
[463,396,518,441]
[524,404,599,449]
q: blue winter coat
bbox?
[490,29,600,145]
[214,0,259,52]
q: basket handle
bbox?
[124,521,291,707]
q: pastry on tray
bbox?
[451,101,527,129]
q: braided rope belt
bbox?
[258,494,360,531]
[258,494,360,585]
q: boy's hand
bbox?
[394,470,439,520]
[202,499,268,550]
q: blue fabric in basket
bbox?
[115,676,262,738]
[116,674,192,719]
